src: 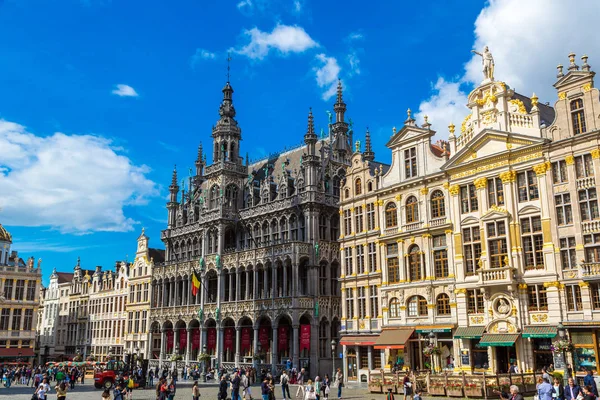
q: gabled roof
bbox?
[512,92,555,128]
[149,248,165,263]
[385,124,434,149]
[56,272,74,284]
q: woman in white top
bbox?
[36,378,52,400]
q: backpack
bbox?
[281,375,288,385]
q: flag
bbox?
[191,269,201,296]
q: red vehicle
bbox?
[94,360,129,389]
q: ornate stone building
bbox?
[0,223,42,364]
[150,79,349,375]
[339,51,600,379]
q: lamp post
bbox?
[558,323,568,385]
[331,340,337,381]
[202,344,207,383]
[428,332,436,373]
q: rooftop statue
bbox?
[472,46,495,81]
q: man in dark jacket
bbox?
[218,375,228,400]
[499,385,524,400]
[231,371,241,400]
[565,377,583,400]
[584,370,598,396]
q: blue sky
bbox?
[1,0,598,285]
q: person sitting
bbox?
[499,385,524,400]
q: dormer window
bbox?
[355,178,362,195]
[404,147,417,179]
[571,99,587,135]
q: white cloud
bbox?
[111,84,138,97]
[237,0,252,10]
[314,53,341,100]
[416,0,600,137]
[347,32,364,41]
[293,0,302,13]
[0,119,158,234]
[347,52,361,76]
[236,24,318,60]
[416,77,469,130]
[190,48,217,68]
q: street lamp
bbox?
[558,323,568,385]
[202,344,207,383]
[428,332,436,373]
[331,340,337,381]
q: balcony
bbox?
[577,176,596,190]
[429,217,447,227]
[582,220,600,234]
[581,263,600,279]
[383,227,399,236]
[403,222,422,231]
[478,266,516,285]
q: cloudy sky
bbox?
[0,0,598,283]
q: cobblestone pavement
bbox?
[0,380,391,400]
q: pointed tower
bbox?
[304,108,318,155]
[167,166,179,228]
[363,128,375,162]
[331,80,351,157]
[195,142,205,177]
[212,81,242,165]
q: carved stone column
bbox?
[235,327,241,368]
[292,324,299,369]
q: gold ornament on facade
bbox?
[394,194,402,201]
[565,155,575,165]
[591,149,600,159]
[518,283,528,291]
[558,92,567,100]
[443,182,450,189]
[583,83,592,93]
[531,93,539,107]
[445,229,453,235]
[410,236,416,243]
[422,233,432,239]
[420,187,429,195]
[499,170,517,183]
[509,99,527,114]
[531,314,549,323]
[449,185,460,196]
[461,114,472,134]
[470,316,484,324]
[396,239,405,243]
[473,177,487,189]
[448,123,456,135]
[454,288,467,295]
[533,162,549,176]
[579,281,590,288]
[543,281,560,288]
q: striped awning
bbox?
[479,334,520,347]
[453,326,486,339]
[374,328,414,350]
[340,335,378,346]
[522,326,557,339]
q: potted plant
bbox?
[523,375,536,392]
[447,382,463,397]
[423,344,442,356]
[428,380,446,396]
[464,382,482,397]
[551,340,574,353]
[382,376,396,393]
[369,376,383,393]
[170,354,183,362]
[86,355,96,362]
[197,353,211,363]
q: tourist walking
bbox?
[219,376,229,400]
[55,381,68,400]
[261,377,272,400]
[191,380,200,400]
[403,372,412,400]
[35,378,52,400]
[281,370,291,400]
[334,369,343,400]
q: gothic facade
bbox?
[149,80,350,375]
[339,52,600,380]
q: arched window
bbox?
[405,196,419,223]
[367,181,373,192]
[389,297,401,318]
[344,188,350,199]
[333,176,341,196]
[436,293,451,315]
[407,295,428,317]
[571,99,586,135]
[408,245,422,281]
[225,184,238,209]
[430,190,446,218]
[355,178,362,195]
[209,185,220,209]
[385,203,398,227]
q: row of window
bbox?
[0,308,34,331]
[2,279,36,301]
[127,311,149,334]
[128,283,150,304]
[89,319,126,341]
[345,285,379,319]
[555,188,598,225]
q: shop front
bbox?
[340,335,379,382]
[567,328,599,374]
[454,326,487,371]
[479,333,519,373]
[415,325,455,372]
[374,328,414,371]
[522,326,557,371]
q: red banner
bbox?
[166,330,174,350]
[207,327,216,350]
[300,324,310,352]
[224,327,235,351]
[241,328,251,351]
[179,328,187,350]
[278,326,288,351]
[192,329,200,350]
[259,326,270,351]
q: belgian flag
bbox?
[191,269,201,296]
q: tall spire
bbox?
[363,128,375,162]
[336,79,343,104]
[197,143,203,162]
[304,107,317,155]
[170,165,178,188]
[333,79,346,123]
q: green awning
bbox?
[454,326,486,339]
[479,333,520,347]
[522,326,557,339]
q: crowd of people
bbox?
[2,364,85,389]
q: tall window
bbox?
[11,309,22,330]
[592,283,600,310]
[436,293,451,315]
[389,297,400,318]
[385,203,398,228]
[0,309,9,330]
[460,184,478,213]
[555,193,573,225]
[565,284,583,311]
[408,295,427,317]
[571,99,587,135]
[343,209,352,236]
[430,190,446,218]
[575,154,594,178]
[527,285,548,311]
[356,245,365,274]
[369,285,379,318]
[560,237,577,269]
[357,287,366,318]
[552,160,568,184]
[14,280,25,301]
[584,234,600,262]
[404,147,417,178]
[408,245,422,281]
[517,170,539,202]
[487,221,508,268]
[579,188,599,221]
[345,288,354,319]
[355,206,364,233]
[209,185,220,209]
[463,227,482,276]
[367,242,377,273]
[344,248,353,276]
[387,243,400,283]
[467,289,484,314]
[521,216,544,270]
[3,279,13,300]
[355,178,362,195]
[366,203,376,230]
[405,196,419,223]
[433,235,449,278]
[488,177,504,206]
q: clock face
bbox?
[139,241,146,251]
